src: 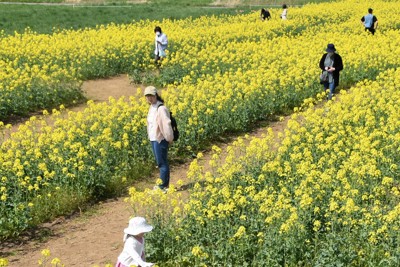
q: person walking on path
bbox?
[361,8,378,35]
[115,217,154,267]
[144,86,174,191]
[319,43,343,100]
[154,26,168,64]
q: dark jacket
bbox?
[261,9,271,20]
[319,53,343,87]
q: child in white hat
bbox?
[115,217,154,267]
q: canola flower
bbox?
[0,258,8,267]
[136,68,400,266]
[36,248,65,267]
[127,1,400,261]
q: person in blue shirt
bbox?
[361,8,378,35]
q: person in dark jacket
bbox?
[260,8,271,21]
[319,43,343,100]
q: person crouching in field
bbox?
[260,8,271,21]
[115,217,154,267]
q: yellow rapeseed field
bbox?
[1,0,400,265]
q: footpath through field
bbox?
[2,74,291,266]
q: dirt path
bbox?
[2,75,289,267]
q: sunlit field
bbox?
[1,0,400,265]
[132,67,400,266]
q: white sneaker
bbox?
[153,185,161,190]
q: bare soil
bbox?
[1,75,289,267]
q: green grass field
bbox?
[0,0,331,35]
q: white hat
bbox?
[144,86,157,96]
[124,217,153,235]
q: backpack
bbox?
[158,104,179,141]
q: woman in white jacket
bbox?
[154,26,168,64]
[144,86,174,191]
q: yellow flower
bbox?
[191,245,202,257]
[313,220,321,232]
[50,257,62,266]
[41,249,51,257]
[0,258,9,267]
[232,225,246,239]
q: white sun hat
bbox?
[124,217,153,236]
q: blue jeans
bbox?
[151,140,170,189]
[323,81,335,100]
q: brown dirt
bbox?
[1,75,289,267]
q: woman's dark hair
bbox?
[154,26,162,33]
[156,93,164,103]
[282,4,287,9]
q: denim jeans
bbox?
[323,81,335,100]
[151,140,170,189]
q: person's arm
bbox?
[334,54,343,72]
[154,37,159,55]
[157,106,174,143]
[125,238,154,267]
[373,16,378,29]
[319,54,326,71]
[360,16,365,26]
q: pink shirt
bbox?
[147,102,174,143]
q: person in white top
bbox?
[115,217,154,267]
[154,26,168,64]
[280,4,288,20]
[144,86,174,191]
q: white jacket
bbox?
[154,33,168,55]
[117,236,153,267]
[147,102,174,143]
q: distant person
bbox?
[154,26,168,64]
[361,8,378,35]
[144,86,174,192]
[115,217,154,267]
[319,43,343,100]
[260,8,271,21]
[280,4,288,20]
